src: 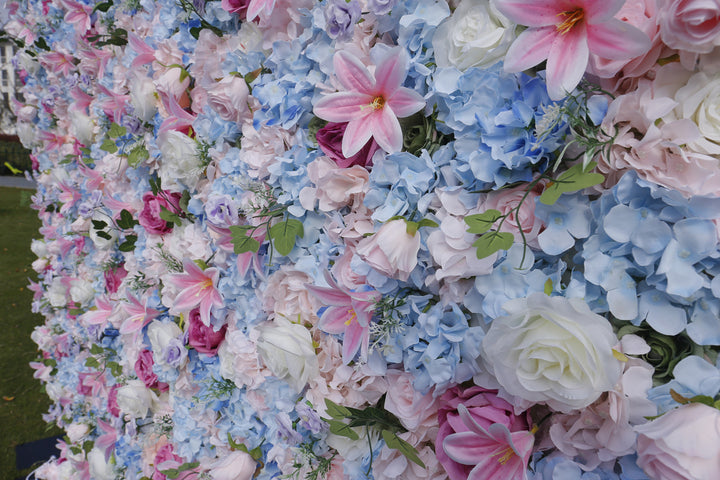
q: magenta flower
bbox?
[306,274,380,364]
[442,405,535,480]
[169,259,224,326]
[314,48,426,158]
[497,0,651,100]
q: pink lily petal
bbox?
[343,114,376,157]
[373,50,407,95]
[587,19,652,60]
[342,320,365,364]
[246,0,276,21]
[369,107,403,154]
[494,0,569,26]
[307,284,353,306]
[387,88,426,118]
[318,306,353,335]
[334,50,375,94]
[582,0,625,21]
[546,22,589,100]
[443,431,498,464]
[314,91,374,123]
[502,26,556,73]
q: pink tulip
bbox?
[314,48,426,157]
[497,0,651,100]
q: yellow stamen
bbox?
[491,446,515,465]
[370,96,385,110]
[344,308,357,326]
[197,278,213,295]
[556,8,584,34]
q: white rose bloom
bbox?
[147,320,183,366]
[129,74,158,123]
[433,0,517,71]
[70,279,95,306]
[157,130,202,192]
[116,380,154,418]
[256,316,319,392]
[478,293,623,413]
[87,447,116,480]
[69,110,95,145]
[675,70,720,154]
[47,277,68,308]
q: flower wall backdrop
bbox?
[4,0,720,478]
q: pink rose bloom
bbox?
[207,76,251,124]
[107,385,121,417]
[355,219,421,281]
[104,264,127,295]
[187,308,227,355]
[436,386,533,480]
[636,402,720,480]
[139,191,182,235]
[657,0,720,56]
[206,450,256,480]
[299,156,369,212]
[221,0,250,16]
[478,182,544,249]
[262,267,320,325]
[152,444,184,480]
[135,349,160,389]
[384,369,439,435]
[316,121,380,168]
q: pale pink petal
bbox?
[494,0,566,26]
[374,48,408,95]
[587,19,651,60]
[387,87,425,118]
[246,0,275,20]
[503,27,556,73]
[443,432,495,464]
[369,107,403,154]
[318,306,352,334]
[582,0,625,21]
[306,284,352,306]
[342,320,365,363]
[334,50,375,94]
[314,92,374,123]
[546,22,589,100]
[343,114,375,157]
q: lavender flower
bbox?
[324,0,361,41]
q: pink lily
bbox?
[127,32,156,69]
[119,294,161,334]
[40,51,77,76]
[442,405,535,480]
[81,295,114,327]
[95,419,117,462]
[246,0,276,21]
[60,0,92,34]
[497,0,651,100]
[158,93,197,135]
[314,48,426,158]
[306,273,380,364]
[169,259,224,326]
[70,86,93,112]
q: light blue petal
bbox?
[631,217,672,253]
[639,291,687,335]
[608,287,639,321]
[672,355,720,397]
[603,204,639,243]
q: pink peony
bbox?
[316,121,379,168]
[138,191,182,236]
[220,0,250,16]
[635,402,720,480]
[187,308,227,355]
[436,386,533,480]
[384,369,439,435]
[478,181,544,249]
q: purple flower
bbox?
[367,0,396,15]
[324,0,361,41]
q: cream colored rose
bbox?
[479,293,623,413]
[157,130,202,191]
[675,70,720,153]
[256,317,319,392]
[116,380,155,418]
[432,0,516,71]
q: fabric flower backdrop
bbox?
[4,0,720,478]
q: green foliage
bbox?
[160,461,200,479]
[465,209,503,235]
[539,161,605,205]
[128,144,150,168]
[269,218,304,256]
[472,231,514,259]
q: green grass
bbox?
[0,186,62,479]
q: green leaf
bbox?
[230,226,261,254]
[150,177,161,196]
[689,394,716,407]
[381,430,426,469]
[269,218,304,256]
[89,344,104,355]
[119,235,137,252]
[128,144,149,167]
[92,0,113,13]
[159,207,182,226]
[106,361,122,377]
[417,218,439,229]
[227,433,247,452]
[179,190,191,213]
[96,231,113,240]
[669,389,691,405]
[100,138,118,153]
[117,209,137,230]
[82,440,94,453]
[91,220,108,230]
[326,419,359,440]
[544,278,553,296]
[472,231,514,259]
[465,210,503,234]
[539,162,605,205]
[85,357,100,368]
[108,123,127,139]
[324,399,352,419]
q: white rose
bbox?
[69,110,95,145]
[116,380,154,418]
[17,122,37,149]
[129,73,157,122]
[87,446,116,480]
[147,320,184,366]
[31,239,48,258]
[207,450,256,480]
[47,278,68,308]
[66,423,89,443]
[478,293,623,413]
[433,0,516,71]
[89,211,118,250]
[675,70,720,154]
[256,317,319,392]
[157,130,202,192]
[70,279,95,306]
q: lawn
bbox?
[0,185,62,479]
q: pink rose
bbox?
[636,402,720,480]
[187,308,227,356]
[478,181,544,249]
[138,191,182,236]
[207,76,251,124]
[316,122,379,168]
[206,450,256,480]
[107,385,121,417]
[220,0,250,16]
[299,156,369,212]
[657,0,720,54]
[384,369,438,434]
[134,349,168,391]
[152,444,184,480]
[355,219,421,281]
[436,386,532,480]
[104,264,127,295]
